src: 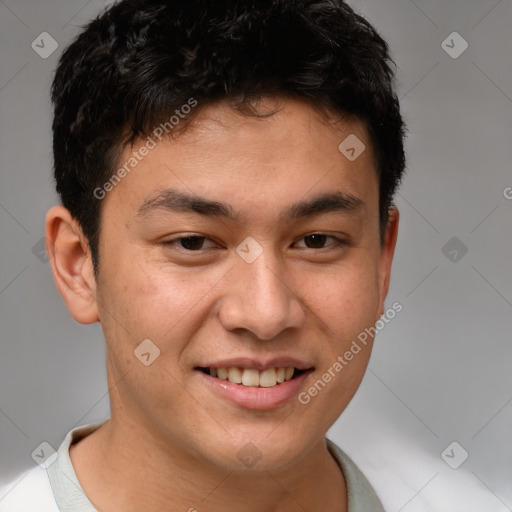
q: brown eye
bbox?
[162,234,219,254]
[294,234,348,250]
[303,234,328,248]
[178,236,207,250]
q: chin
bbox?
[199,430,313,473]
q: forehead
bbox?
[171,97,375,170]
[106,97,379,219]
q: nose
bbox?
[217,249,305,340]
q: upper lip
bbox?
[196,357,314,371]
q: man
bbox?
[0,0,405,510]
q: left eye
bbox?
[295,234,341,249]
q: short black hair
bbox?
[51,0,406,272]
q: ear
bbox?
[376,207,400,319]
[45,205,99,324]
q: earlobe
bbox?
[45,205,99,324]
[376,207,400,319]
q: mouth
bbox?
[196,366,308,388]
[194,358,315,410]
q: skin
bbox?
[45,97,399,512]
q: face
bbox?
[87,98,398,470]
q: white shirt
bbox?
[0,422,385,511]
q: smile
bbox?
[198,367,304,388]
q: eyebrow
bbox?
[136,188,366,222]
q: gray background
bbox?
[0,0,511,510]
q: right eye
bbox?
[163,235,219,252]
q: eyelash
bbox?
[163,233,349,252]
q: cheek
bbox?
[96,255,223,362]
[95,263,220,414]
[298,256,380,338]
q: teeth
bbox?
[259,368,277,387]
[209,366,297,387]
[242,368,259,387]
[228,367,243,384]
[217,368,228,380]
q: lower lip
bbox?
[197,370,312,410]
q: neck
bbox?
[69,416,347,512]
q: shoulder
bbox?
[326,438,386,512]
[0,421,105,512]
[0,466,59,512]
